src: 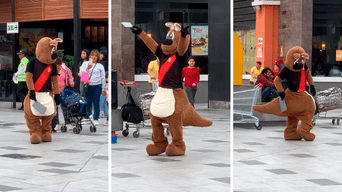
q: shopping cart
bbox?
[120,82,143,138]
[312,87,342,126]
[233,86,262,130]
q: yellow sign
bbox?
[336,50,342,61]
[233,32,244,85]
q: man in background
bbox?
[14,49,29,110]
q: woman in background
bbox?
[79,49,106,125]
[52,58,74,132]
[182,57,200,107]
[78,49,89,96]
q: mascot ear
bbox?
[54,38,63,43]
[165,22,174,30]
[174,23,181,32]
[293,53,301,60]
[301,53,309,59]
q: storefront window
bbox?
[235,30,256,74]
[312,1,342,76]
[0,31,13,100]
[135,2,209,74]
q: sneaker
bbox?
[66,124,72,131]
[54,124,60,132]
[94,120,99,125]
[18,106,24,110]
[103,121,108,126]
[81,118,90,124]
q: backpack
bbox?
[121,87,144,124]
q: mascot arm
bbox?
[177,26,191,56]
[139,31,159,54]
[177,34,190,57]
[51,75,59,95]
[274,76,284,93]
[25,59,36,91]
[305,69,314,85]
[26,72,35,91]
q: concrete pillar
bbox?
[208,0,230,109]
[278,0,313,69]
[253,1,280,69]
[112,0,135,81]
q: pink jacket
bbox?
[58,63,74,93]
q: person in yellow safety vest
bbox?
[14,49,29,110]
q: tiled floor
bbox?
[112,106,230,192]
[0,107,108,192]
[234,108,342,192]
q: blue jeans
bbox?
[85,84,102,120]
[262,87,278,102]
[100,95,108,117]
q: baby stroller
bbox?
[60,86,97,134]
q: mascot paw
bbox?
[42,132,52,142]
[284,132,302,140]
[30,133,42,144]
[297,129,315,141]
[165,143,185,156]
[146,142,168,156]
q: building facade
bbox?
[0,0,108,107]
[234,0,342,78]
[112,0,230,108]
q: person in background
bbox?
[182,57,200,107]
[273,62,281,77]
[78,49,89,96]
[79,49,106,126]
[249,61,264,85]
[255,67,278,102]
[14,49,29,110]
[102,72,109,126]
[147,55,159,91]
[99,48,108,72]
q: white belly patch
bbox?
[150,87,175,118]
[30,92,55,116]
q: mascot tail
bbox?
[252,97,285,117]
[182,104,213,127]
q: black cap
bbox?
[17,49,27,55]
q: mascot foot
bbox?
[165,143,185,156]
[146,142,168,156]
[42,132,52,142]
[284,131,302,140]
[30,133,42,144]
[297,129,315,141]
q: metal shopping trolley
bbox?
[120,81,143,138]
[312,87,342,126]
[233,86,262,130]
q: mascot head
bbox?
[285,46,309,72]
[36,37,63,64]
[161,22,190,56]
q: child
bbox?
[273,62,281,77]
[103,72,109,126]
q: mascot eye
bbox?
[170,32,175,39]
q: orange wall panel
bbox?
[43,0,73,20]
[0,0,11,23]
[80,0,108,19]
[15,0,42,22]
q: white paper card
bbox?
[279,99,287,112]
[121,22,133,28]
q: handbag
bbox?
[121,88,143,124]
[84,84,89,92]
[80,70,90,84]
[82,63,97,93]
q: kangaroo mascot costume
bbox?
[131,23,212,156]
[253,46,316,141]
[24,37,62,144]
